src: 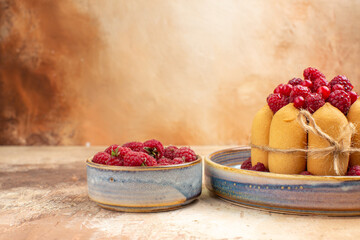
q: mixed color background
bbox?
[0,0,359,146]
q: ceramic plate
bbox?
[205,147,360,216]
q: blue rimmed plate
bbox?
[205,147,360,216]
[86,157,202,212]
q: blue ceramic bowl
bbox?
[86,156,202,212]
[205,147,360,216]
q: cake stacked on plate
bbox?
[250,67,360,176]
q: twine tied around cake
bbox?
[250,110,359,175]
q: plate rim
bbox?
[205,146,360,181]
[205,146,360,216]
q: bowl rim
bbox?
[86,155,202,171]
[205,146,360,181]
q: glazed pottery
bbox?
[87,157,202,212]
[205,147,360,216]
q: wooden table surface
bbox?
[1,146,360,240]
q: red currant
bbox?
[293,96,305,109]
[349,91,358,104]
[317,86,331,100]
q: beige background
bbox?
[0,0,359,146]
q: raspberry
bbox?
[317,86,331,100]
[349,91,358,104]
[280,84,293,96]
[289,85,311,102]
[122,141,144,152]
[171,157,185,165]
[313,77,329,92]
[330,75,353,92]
[158,157,171,166]
[142,139,164,159]
[105,146,132,165]
[274,84,292,96]
[92,152,111,165]
[273,84,284,94]
[267,93,289,113]
[123,151,157,166]
[301,80,313,90]
[332,84,345,91]
[305,93,325,114]
[299,171,312,175]
[327,90,351,115]
[163,146,178,159]
[117,147,132,158]
[241,158,252,170]
[175,147,197,162]
[106,157,123,166]
[347,165,360,176]
[104,144,121,156]
[288,78,303,86]
[293,96,305,109]
[250,162,269,172]
[303,67,325,82]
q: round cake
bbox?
[250,67,360,176]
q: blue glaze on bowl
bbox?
[205,147,360,216]
[86,157,202,212]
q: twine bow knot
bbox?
[297,110,354,175]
